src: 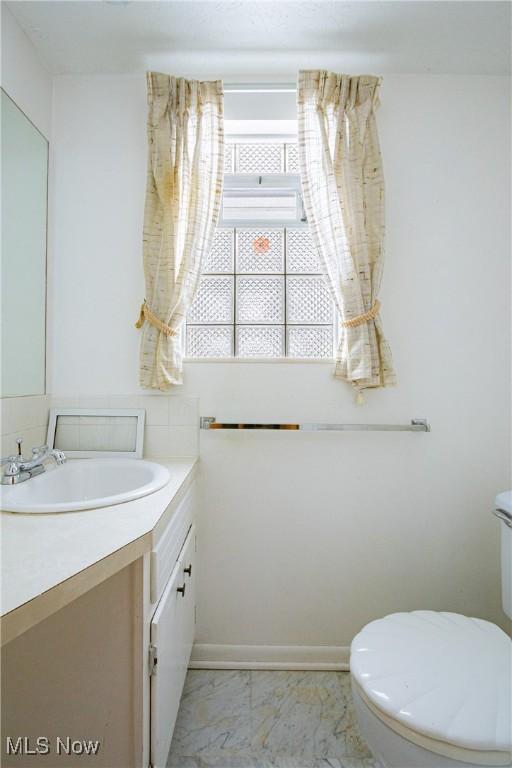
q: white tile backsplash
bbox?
[49,394,199,458]
[142,396,169,426]
[165,425,199,456]
[143,425,171,458]
[77,424,137,452]
[1,426,48,458]
[54,418,139,453]
[1,395,50,436]
[54,423,80,451]
[0,394,199,459]
[77,396,113,409]
[168,397,199,426]
[144,425,199,458]
[1,396,50,457]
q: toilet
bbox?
[350,491,512,768]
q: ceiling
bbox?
[6,0,511,77]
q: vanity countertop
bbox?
[0,458,197,645]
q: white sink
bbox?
[0,459,170,514]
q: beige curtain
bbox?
[297,70,396,397]
[136,72,224,389]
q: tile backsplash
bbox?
[1,394,199,459]
[50,395,199,458]
[0,395,50,457]
[54,414,139,453]
[0,396,50,458]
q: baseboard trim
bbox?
[189,644,350,671]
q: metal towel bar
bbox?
[200,417,431,432]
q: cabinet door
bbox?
[150,525,196,768]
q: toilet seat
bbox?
[351,611,512,765]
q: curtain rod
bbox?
[224,83,297,93]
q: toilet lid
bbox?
[350,611,512,753]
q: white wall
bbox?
[1,4,52,138]
[50,73,511,653]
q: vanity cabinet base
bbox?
[1,560,144,767]
[1,479,197,768]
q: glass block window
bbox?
[237,144,284,174]
[236,229,284,273]
[236,276,285,324]
[187,325,233,358]
[203,228,234,273]
[186,140,334,359]
[285,143,299,173]
[286,228,321,273]
[287,326,333,359]
[225,141,301,174]
[188,276,234,324]
[287,276,333,324]
[224,145,234,173]
[237,326,284,358]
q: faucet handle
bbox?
[50,448,67,465]
[32,444,48,457]
[4,456,21,476]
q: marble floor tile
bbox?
[168,759,379,768]
[169,670,252,759]
[314,760,380,768]
[168,671,376,768]
[250,671,371,761]
[333,676,375,760]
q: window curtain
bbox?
[297,70,396,398]
[136,72,224,389]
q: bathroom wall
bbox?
[49,73,511,658]
[0,4,52,138]
[0,6,52,449]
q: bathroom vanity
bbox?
[1,459,197,768]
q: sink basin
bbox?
[0,459,170,513]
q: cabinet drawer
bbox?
[151,485,194,604]
[150,525,196,768]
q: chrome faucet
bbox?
[1,439,66,485]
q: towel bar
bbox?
[200,418,431,432]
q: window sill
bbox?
[183,357,334,364]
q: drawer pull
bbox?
[184,564,192,577]
[177,583,186,597]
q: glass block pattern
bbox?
[187,326,233,357]
[236,326,284,357]
[236,276,284,323]
[286,143,299,173]
[224,144,234,173]
[186,139,336,358]
[287,326,333,358]
[236,229,284,273]
[237,144,284,174]
[287,276,333,324]
[203,228,234,273]
[188,276,233,323]
[286,229,321,273]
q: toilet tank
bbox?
[495,491,512,620]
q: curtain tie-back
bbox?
[342,300,381,329]
[135,301,176,337]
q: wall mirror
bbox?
[1,88,48,397]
